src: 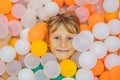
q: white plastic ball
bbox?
[20,28,30,40]
[103,0,119,13]
[92,22,110,40]
[90,41,107,59]
[18,68,35,80]
[108,19,120,35]
[0,46,16,62]
[24,53,41,69]
[27,0,41,11]
[78,51,97,69]
[71,52,81,68]
[15,39,30,55]
[6,60,22,76]
[44,61,60,78]
[72,33,93,52]
[85,0,99,5]
[0,14,8,24]
[44,2,59,17]
[80,30,94,42]
[7,76,19,80]
[104,54,120,70]
[62,77,75,80]
[35,70,49,80]
[0,60,6,75]
[41,52,57,67]
[104,36,120,52]
[12,3,26,18]
[76,68,94,80]
[21,9,37,28]
[10,0,19,3]
[8,20,23,36]
[75,0,86,6]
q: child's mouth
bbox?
[56,49,69,53]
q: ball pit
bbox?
[0,0,120,80]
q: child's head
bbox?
[47,11,80,60]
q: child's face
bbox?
[49,25,76,60]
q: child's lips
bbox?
[56,49,69,53]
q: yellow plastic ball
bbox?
[30,40,47,56]
[60,59,77,77]
[9,38,18,47]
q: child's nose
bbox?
[60,39,66,47]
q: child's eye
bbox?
[67,37,73,40]
[54,36,59,40]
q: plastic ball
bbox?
[75,7,90,22]
[0,60,6,76]
[0,46,16,62]
[21,9,37,28]
[35,70,49,80]
[28,22,47,42]
[85,0,99,5]
[41,52,57,67]
[0,14,8,24]
[6,60,22,76]
[108,19,120,35]
[30,40,47,56]
[90,41,107,59]
[9,38,18,47]
[99,71,110,80]
[110,66,120,80]
[0,0,12,14]
[7,76,19,80]
[12,3,26,18]
[80,24,92,32]
[105,10,119,22]
[88,13,104,27]
[0,23,9,39]
[52,0,64,7]
[75,0,86,6]
[104,54,120,70]
[15,39,30,55]
[10,0,19,3]
[72,33,93,52]
[66,5,78,12]
[78,51,97,69]
[44,2,59,17]
[92,22,110,40]
[64,0,75,6]
[20,28,30,40]
[62,77,75,80]
[71,52,81,68]
[8,20,23,36]
[18,55,26,68]
[91,60,104,76]
[60,59,77,77]
[80,30,94,42]
[44,61,60,78]
[0,78,3,80]
[103,0,119,13]
[104,36,120,52]
[76,68,94,80]
[18,68,35,80]
[24,53,41,69]
[119,11,120,19]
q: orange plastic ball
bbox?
[88,13,104,28]
[0,0,12,14]
[105,10,119,22]
[99,71,111,80]
[80,24,92,32]
[110,66,120,80]
[28,22,48,42]
[52,0,64,7]
[64,0,75,6]
[91,60,104,76]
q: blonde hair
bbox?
[47,11,80,34]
